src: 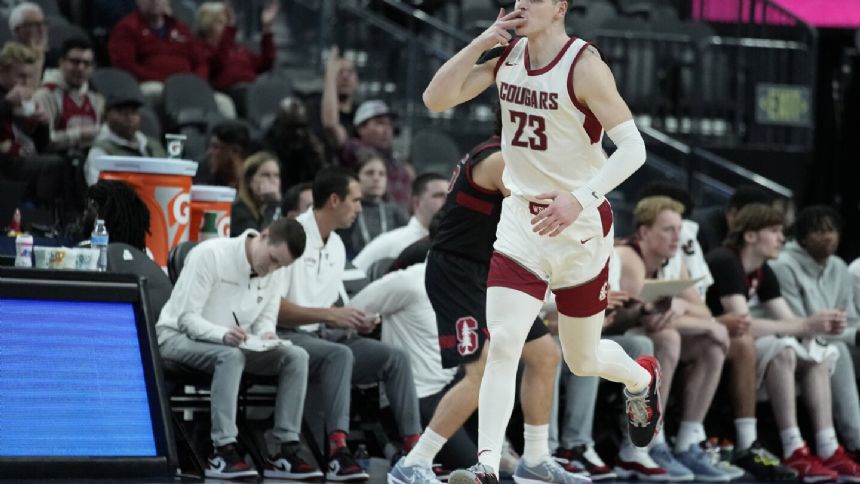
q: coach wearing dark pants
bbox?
[276,168,422,482]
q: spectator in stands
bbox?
[282,181,313,220]
[156,217,321,480]
[352,173,447,272]
[694,185,773,255]
[231,151,281,236]
[34,37,103,153]
[73,180,150,252]
[338,148,408,259]
[340,100,414,209]
[197,120,251,188]
[92,0,137,36]
[84,90,166,185]
[275,168,422,482]
[320,46,359,150]
[706,203,860,482]
[0,41,63,207]
[549,250,655,481]
[8,2,47,89]
[194,0,277,92]
[263,96,327,191]
[616,196,731,482]
[769,206,860,457]
[108,0,209,103]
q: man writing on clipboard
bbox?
[614,196,737,482]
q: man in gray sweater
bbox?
[770,205,860,457]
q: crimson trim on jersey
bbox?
[456,191,495,215]
[494,37,523,79]
[487,251,548,300]
[553,258,610,317]
[566,41,603,144]
[525,36,576,76]
[598,199,613,236]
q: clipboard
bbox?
[639,277,704,303]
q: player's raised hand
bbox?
[531,191,583,237]
[473,8,526,50]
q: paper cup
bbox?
[33,246,50,269]
[74,248,100,271]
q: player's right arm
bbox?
[471,151,511,196]
[423,8,524,112]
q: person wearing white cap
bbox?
[339,99,414,211]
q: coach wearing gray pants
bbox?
[275,168,422,482]
[157,221,320,480]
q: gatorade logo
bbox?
[155,187,191,255]
[218,215,231,238]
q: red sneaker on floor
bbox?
[822,446,860,483]
[784,445,838,483]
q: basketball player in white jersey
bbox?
[422,2,662,484]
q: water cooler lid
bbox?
[95,156,198,176]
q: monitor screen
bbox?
[0,269,174,478]
[0,298,157,457]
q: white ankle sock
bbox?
[522,424,550,466]
[734,418,757,451]
[650,428,666,447]
[404,428,447,467]
[816,427,839,459]
[780,426,804,458]
[675,421,706,453]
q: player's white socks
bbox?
[404,427,447,467]
[780,426,804,458]
[816,427,839,459]
[675,421,706,453]
[734,418,757,451]
[478,287,545,472]
[522,424,550,466]
[557,312,651,393]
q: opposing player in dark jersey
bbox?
[388,106,584,484]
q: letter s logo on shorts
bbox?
[456,316,479,356]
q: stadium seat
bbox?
[410,128,461,176]
[162,74,222,131]
[244,75,293,130]
[167,240,199,285]
[107,242,173,322]
[90,67,141,100]
[33,0,62,18]
[139,105,163,141]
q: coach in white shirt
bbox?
[157,219,318,480]
[275,168,423,480]
[352,173,448,272]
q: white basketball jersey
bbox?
[495,37,605,199]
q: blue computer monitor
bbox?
[0,268,175,478]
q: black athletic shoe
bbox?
[733,441,798,482]
[205,443,259,479]
[624,355,663,447]
[448,463,499,484]
[327,446,370,482]
[264,442,324,480]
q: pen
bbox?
[232,312,246,342]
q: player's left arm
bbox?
[531,49,646,237]
[570,50,646,208]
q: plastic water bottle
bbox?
[354,444,369,470]
[91,219,109,272]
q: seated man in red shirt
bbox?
[108,0,235,117]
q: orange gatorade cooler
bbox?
[95,156,198,267]
[190,185,236,241]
